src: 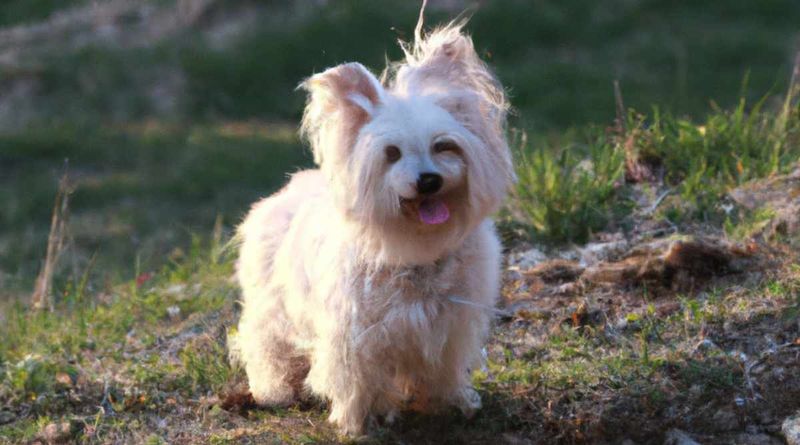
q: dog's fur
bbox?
[233,20,513,435]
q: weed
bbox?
[512,129,630,243]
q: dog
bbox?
[233,13,514,435]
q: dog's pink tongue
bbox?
[418,198,450,225]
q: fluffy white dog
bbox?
[234,18,514,435]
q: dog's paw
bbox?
[455,386,482,419]
[249,381,294,408]
[328,406,366,437]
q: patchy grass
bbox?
[7,0,800,130]
[0,236,240,443]
[0,121,310,292]
[635,94,800,223]
[510,129,630,244]
[0,0,86,27]
[2,1,800,443]
[509,87,800,243]
[483,263,800,443]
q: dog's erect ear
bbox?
[392,23,507,123]
[300,63,384,165]
[389,23,515,216]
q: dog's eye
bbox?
[433,141,460,154]
[385,145,402,163]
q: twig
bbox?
[787,51,800,105]
[613,79,626,134]
[743,341,799,401]
[31,159,73,311]
[643,189,672,216]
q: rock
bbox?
[523,260,584,284]
[664,428,701,445]
[693,339,721,356]
[55,372,73,387]
[783,412,800,445]
[163,283,186,296]
[39,421,81,444]
[712,407,740,432]
[583,236,748,288]
[502,432,534,445]
[508,247,548,270]
[0,411,14,425]
[729,166,800,239]
[578,238,630,265]
[166,305,181,320]
[731,432,784,445]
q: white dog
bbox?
[234,17,514,435]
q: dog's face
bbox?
[300,26,514,262]
[355,95,472,227]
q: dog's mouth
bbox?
[400,196,451,225]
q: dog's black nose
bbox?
[416,173,443,195]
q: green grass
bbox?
[0,236,239,443]
[0,0,86,27]
[510,129,631,244]
[2,1,800,442]
[0,122,310,292]
[8,0,800,130]
[509,88,800,243]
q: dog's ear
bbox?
[390,23,515,215]
[300,62,384,165]
[393,23,507,124]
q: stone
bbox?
[783,412,800,445]
[39,421,81,444]
[731,432,783,445]
[508,247,548,270]
[711,407,740,432]
[664,428,701,445]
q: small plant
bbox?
[512,130,629,244]
[179,338,233,394]
[634,93,800,221]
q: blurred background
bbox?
[2,0,799,295]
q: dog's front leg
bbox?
[306,326,375,436]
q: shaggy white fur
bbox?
[233,18,514,435]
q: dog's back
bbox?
[236,169,326,307]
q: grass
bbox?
[0,121,310,292]
[509,86,800,243]
[0,0,86,27]
[2,1,800,443]
[510,129,630,244]
[477,271,800,443]
[0,236,240,443]
[7,0,800,130]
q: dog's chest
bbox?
[361,254,461,303]
[350,255,464,364]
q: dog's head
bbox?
[300,23,513,263]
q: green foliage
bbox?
[0,236,235,405]
[179,337,233,393]
[0,122,310,291]
[724,206,777,241]
[3,355,59,402]
[512,130,630,244]
[7,0,799,130]
[635,96,800,221]
[0,0,86,27]
[511,91,799,242]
